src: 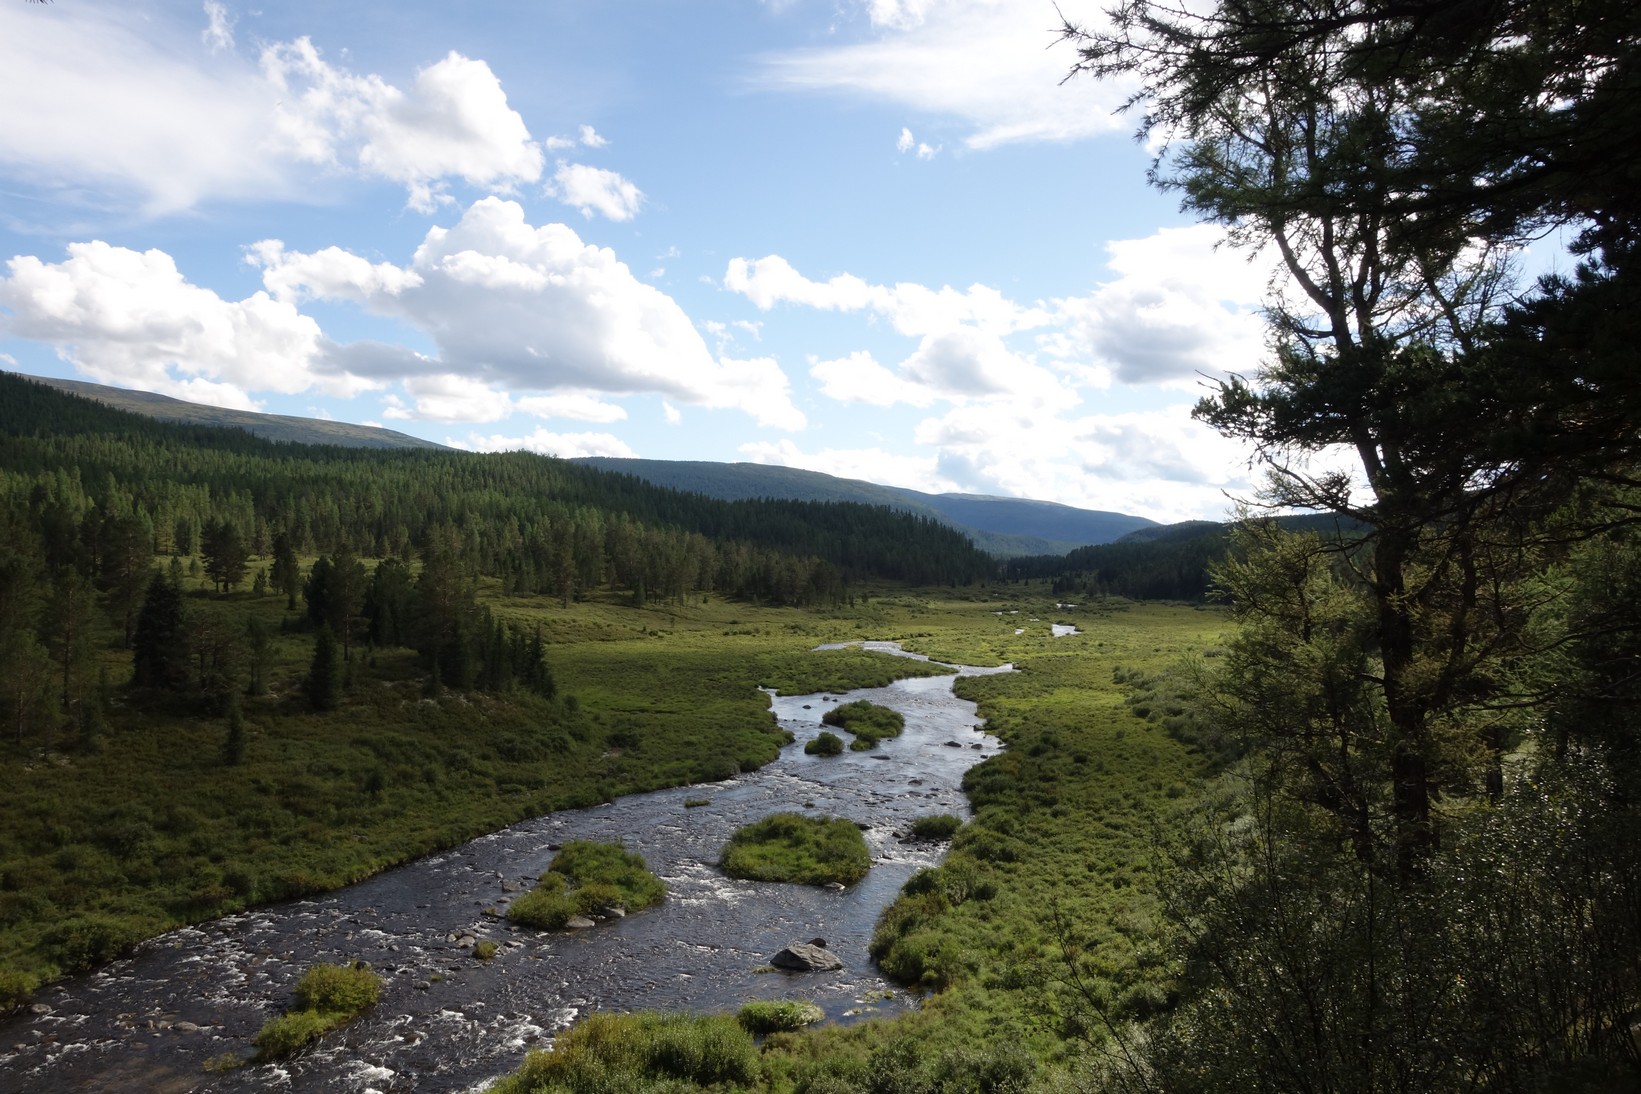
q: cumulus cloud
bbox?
[517,392,629,423]
[382,374,514,422]
[728,252,1065,407]
[739,438,960,496]
[755,0,1132,149]
[0,5,541,216]
[0,240,370,408]
[1059,224,1271,385]
[456,427,637,459]
[547,162,644,221]
[253,197,805,429]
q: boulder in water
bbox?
[769,942,842,971]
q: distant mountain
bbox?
[23,374,445,450]
[574,457,1157,555]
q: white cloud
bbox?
[457,427,637,459]
[897,127,915,152]
[578,124,609,148]
[0,240,370,408]
[263,42,544,212]
[382,374,514,422]
[1059,224,1271,385]
[517,392,629,423]
[0,5,541,216]
[729,253,1066,406]
[201,0,233,53]
[662,401,682,424]
[252,197,805,429]
[756,0,1132,149]
[547,162,644,221]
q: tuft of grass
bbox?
[486,1011,758,1094]
[507,840,664,930]
[684,797,711,808]
[821,700,905,749]
[908,813,963,841]
[252,960,380,1061]
[720,812,871,887]
[804,731,845,756]
[738,999,826,1034]
[473,939,498,961]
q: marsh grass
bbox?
[486,1011,758,1094]
[737,999,825,1034]
[508,840,664,929]
[820,700,905,750]
[720,812,871,887]
[251,960,380,1061]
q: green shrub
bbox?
[253,1009,334,1059]
[488,1012,758,1094]
[474,939,498,961]
[908,813,962,841]
[805,731,845,756]
[720,812,871,887]
[40,913,148,972]
[737,999,825,1034]
[294,960,379,1014]
[507,841,665,930]
[821,700,905,747]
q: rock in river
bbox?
[769,943,843,971]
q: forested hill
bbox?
[24,373,446,451]
[0,372,994,599]
[574,456,1157,556]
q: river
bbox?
[0,643,1010,1094]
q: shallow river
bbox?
[0,643,1010,1094]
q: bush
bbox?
[41,913,148,972]
[488,1012,758,1093]
[908,813,962,841]
[720,812,871,887]
[294,960,379,1014]
[508,841,665,930]
[252,1009,334,1059]
[821,700,905,748]
[737,999,825,1034]
[805,731,845,756]
[474,939,498,961]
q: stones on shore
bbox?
[769,942,843,971]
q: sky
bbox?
[0,0,1281,524]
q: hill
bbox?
[574,457,1157,555]
[21,373,445,450]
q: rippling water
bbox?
[0,644,1010,1094]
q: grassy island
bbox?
[719,812,871,887]
[507,841,665,930]
[820,699,906,750]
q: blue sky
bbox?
[0,0,1278,522]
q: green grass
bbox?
[804,731,845,756]
[821,700,905,750]
[486,1011,758,1094]
[251,960,380,1061]
[907,813,962,841]
[736,999,825,1034]
[720,812,872,887]
[508,840,665,930]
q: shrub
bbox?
[252,1009,333,1059]
[805,731,845,756]
[821,700,905,748]
[474,939,498,961]
[720,812,871,887]
[294,960,379,1014]
[488,1012,758,1093]
[507,841,664,930]
[737,999,825,1034]
[908,813,962,841]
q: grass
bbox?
[907,813,962,841]
[719,812,872,887]
[803,730,845,756]
[507,840,665,930]
[251,960,380,1061]
[736,999,825,1034]
[486,1011,758,1094]
[821,700,906,750]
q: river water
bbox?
[0,643,1011,1094]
